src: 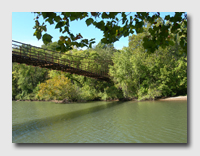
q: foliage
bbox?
[33,12,187,54]
[109,30,187,100]
[37,74,77,101]
[78,84,99,101]
[13,18,187,102]
[12,70,19,100]
[41,41,59,51]
[93,42,118,60]
[99,85,124,101]
[12,63,48,100]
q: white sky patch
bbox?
[16,39,44,47]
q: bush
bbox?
[37,75,77,101]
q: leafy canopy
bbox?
[33,12,187,54]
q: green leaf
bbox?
[82,39,89,44]
[86,18,94,26]
[71,42,79,47]
[42,12,47,19]
[54,16,62,22]
[94,21,105,30]
[180,38,185,47]
[109,12,119,19]
[47,12,57,19]
[70,16,76,21]
[102,12,109,19]
[169,40,175,46]
[89,42,93,48]
[33,30,42,40]
[41,25,47,32]
[45,18,54,25]
[80,12,88,19]
[56,46,61,51]
[42,33,53,45]
[101,38,108,43]
[89,38,95,41]
[164,15,170,20]
[62,26,69,34]
[55,21,64,29]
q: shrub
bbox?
[37,75,76,101]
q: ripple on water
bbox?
[12,101,187,143]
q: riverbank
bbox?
[13,96,187,103]
[157,96,187,101]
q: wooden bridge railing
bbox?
[12,40,113,78]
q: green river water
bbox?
[12,100,187,143]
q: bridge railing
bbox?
[12,40,113,77]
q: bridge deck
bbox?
[12,40,112,82]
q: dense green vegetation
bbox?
[12,17,187,102]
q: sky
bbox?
[12,12,176,50]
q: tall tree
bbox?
[12,63,48,100]
[110,28,187,100]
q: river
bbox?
[12,100,187,143]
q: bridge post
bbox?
[29,46,31,59]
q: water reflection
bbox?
[12,101,187,143]
[12,101,124,137]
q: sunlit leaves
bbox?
[110,30,187,100]
[34,30,42,40]
[12,62,48,100]
[38,75,76,100]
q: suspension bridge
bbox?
[12,40,112,82]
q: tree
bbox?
[33,12,187,54]
[37,74,77,100]
[41,41,59,51]
[12,63,48,100]
[93,42,117,60]
[109,29,187,100]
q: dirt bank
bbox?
[158,96,187,101]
